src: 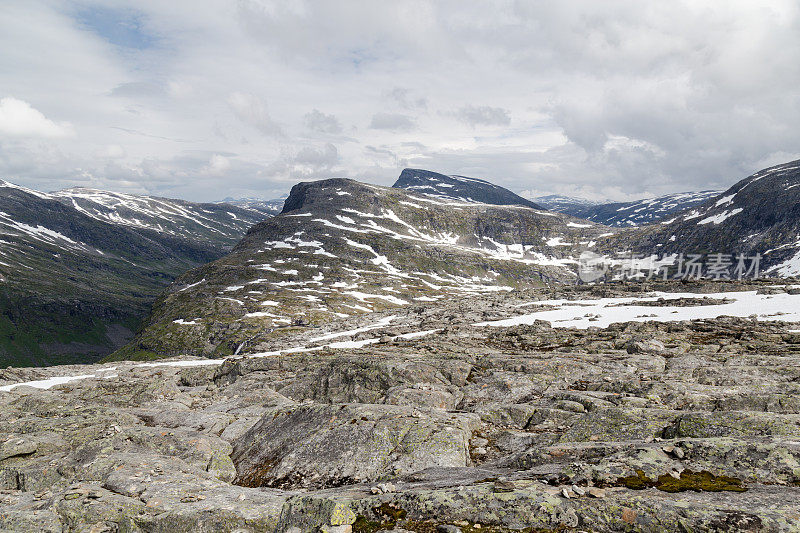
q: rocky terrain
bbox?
[0,181,268,367]
[2,280,800,531]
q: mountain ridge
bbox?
[536,190,723,227]
[393,168,543,209]
[616,159,800,276]
[0,180,270,366]
[114,176,611,360]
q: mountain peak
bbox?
[392,168,543,209]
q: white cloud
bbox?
[387,88,427,110]
[453,105,511,127]
[0,1,798,202]
[0,97,74,138]
[228,92,283,137]
[303,109,342,134]
[369,113,416,132]
[95,144,126,159]
[206,154,231,174]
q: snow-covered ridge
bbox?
[50,187,265,242]
[541,190,722,227]
[0,180,267,255]
[676,161,800,227]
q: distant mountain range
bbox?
[6,159,800,366]
[531,194,597,213]
[115,159,800,362]
[218,195,287,216]
[0,181,270,366]
[534,190,722,227]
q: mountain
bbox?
[0,181,268,367]
[532,194,598,213]
[393,168,543,209]
[617,159,800,276]
[50,188,269,248]
[218,195,287,216]
[115,176,612,360]
[537,191,722,227]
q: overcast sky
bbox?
[1,1,799,202]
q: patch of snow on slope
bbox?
[715,194,736,207]
[310,314,397,342]
[0,317,442,391]
[545,237,571,246]
[767,249,800,277]
[698,208,743,225]
[477,291,800,329]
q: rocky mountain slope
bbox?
[2,280,800,531]
[119,159,800,361]
[116,177,612,360]
[537,191,721,227]
[50,187,268,248]
[613,159,800,276]
[393,169,543,209]
[0,181,268,367]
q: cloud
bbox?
[1,2,799,202]
[387,88,427,110]
[94,144,126,159]
[206,154,231,175]
[453,105,511,127]
[0,97,74,138]
[293,143,339,166]
[109,81,165,99]
[369,113,416,132]
[228,92,283,137]
[303,109,342,134]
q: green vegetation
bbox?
[0,293,143,367]
[617,469,747,493]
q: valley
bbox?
[0,182,270,366]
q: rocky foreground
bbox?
[2,281,800,532]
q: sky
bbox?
[0,1,799,203]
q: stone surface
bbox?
[3,281,800,531]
